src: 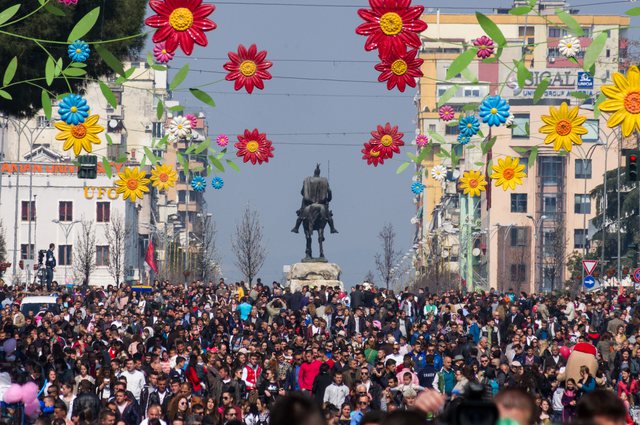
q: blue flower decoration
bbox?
[457,134,471,145]
[191,176,206,192]
[58,94,89,125]
[411,182,425,194]
[68,40,90,63]
[479,95,511,127]
[458,115,480,138]
[211,176,224,190]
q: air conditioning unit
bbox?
[107,117,123,132]
[549,57,556,63]
[145,124,153,132]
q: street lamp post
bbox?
[52,219,80,284]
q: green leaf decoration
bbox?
[461,67,478,84]
[55,58,63,76]
[95,45,125,76]
[556,8,584,36]
[151,64,167,72]
[528,146,539,168]
[105,134,113,146]
[584,32,607,72]
[0,4,21,27]
[3,56,16,86]
[102,158,112,179]
[483,46,502,64]
[416,145,432,163]
[189,88,216,108]
[0,90,12,100]
[114,67,136,85]
[69,62,87,68]
[146,52,153,67]
[115,153,128,163]
[569,91,591,100]
[462,103,478,112]
[437,84,459,107]
[474,162,485,167]
[510,6,532,15]
[41,90,51,121]
[446,49,477,80]
[626,7,640,16]
[407,152,417,162]
[194,139,210,155]
[156,99,164,121]
[45,56,55,86]
[533,78,551,104]
[528,0,537,6]
[44,2,66,16]
[99,81,117,108]
[170,64,190,91]
[226,160,240,172]
[594,92,606,119]
[476,12,507,46]
[481,136,498,156]
[515,59,532,89]
[210,156,225,172]
[143,147,159,165]
[428,131,446,145]
[450,149,460,167]
[67,6,101,42]
[168,105,184,112]
[396,162,410,174]
[62,68,86,77]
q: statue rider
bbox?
[291,164,338,234]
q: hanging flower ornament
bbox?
[185,114,198,129]
[191,175,207,192]
[58,0,78,5]
[58,94,89,125]
[115,167,151,202]
[458,115,480,138]
[505,113,515,128]
[235,129,275,165]
[224,44,273,94]
[355,0,428,58]
[216,134,229,147]
[374,47,423,92]
[55,115,104,156]
[145,0,217,56]
[411,181,425,194]
[479,95,510,127]
[558,36,581,58]
[473,35,495,59]
[150,164,178,191]
[68,40,90,62]
[431,165,447,181]
[362,143,384,167]
[153,42,175,63]
[415,134,429,147]
[211,176,224,189]
[599,65,640,137]
[459,170,487,197]
[539,101,587,152]
[439,105,456,122]
[457,134,470,145]
[369,123,404,159]
[168,116,192,139]
[490,157,526,191]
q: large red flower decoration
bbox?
[362,143,385,166]
[224,44,273,94]
[356,0,427,58]
[235,129,274,165]
[145,0,216,56]
[370,123,404,158]
[374,47,423,92]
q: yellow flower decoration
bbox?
[600,65,640,137]
[114,167,150,202]
[150,163,178,191]
[539,102,587,152]
[54,114,104,156]
[490,156,527,191]
[459,170,487,197]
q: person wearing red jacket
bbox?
[186,354,204,396]
[242,353,263,392]
[298,350,322,394]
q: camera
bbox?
[37,249,46,265]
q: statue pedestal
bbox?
[288,262,343,292]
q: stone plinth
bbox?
[288,262,343,291]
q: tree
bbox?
[375,223,400,290]
[231,205,266,285]
[74,219,95,286]
[0,220,6,263]
[363,270,375,284]
[104,213,126,287]
[541,215,571,292]
[196,215,221,282]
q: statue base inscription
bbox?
[288,262,343,292]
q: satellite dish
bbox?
[441,250,449,258]
[410,217,419,225]
[108,119,119,129]
[472,248,481,256]
[452,170,461,179]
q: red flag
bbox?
[145,240,158,273]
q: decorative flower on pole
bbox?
[411,181,425,194]
[415,134,429,147]
[361,143,384,166]
[191,175,207,192]
[224,44,273,94]
[490,157,526,191]
[539,101,587,152]
[211,176,224,189]
[145,0,217,55]
[355,0,428,58]
[558,36,581,58]
[505,113,515,128]
[599,65,640,137]
[369,123,404,159]
[479,95,510,127]
[457,134,470,145]
[374,47,423,92]
[439,105,456,122]
[115,167,151,202]
[58,0,78,5]
[458,115,480,138]
[458,170,487,197]
[185,114,198,129]
[216,134,229,147]
[150,164,178,191]
[153,42,175,63]
[235,129,275,164]
[55,115,104,156]
[431,165,447,181]
[473,35,495,59]
[168,116,192,139]
[58,94,89,125]
[68,40,90,62]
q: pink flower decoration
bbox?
[439,105,455,122]
[216,134,229,147]
[58,0,78,5]
[473,35,495,59]
[153,42,174,64]
[185,114,198,129]
[416,134,429,147]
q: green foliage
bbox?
[475,13,506,47]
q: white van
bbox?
[20,295,58,317]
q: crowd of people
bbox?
[0,279,635,425]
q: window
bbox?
[583,119,599,142]
[511,114,530,138]
[547,47,560,59]
[574,229,588,249]
[582,27,592,37]
[575,194,591,214]
[428,124,436,133]
[511,194,527,213]
[96,202,110,223]
[58,245,72,266]
[463,88,480,97]
[510,227,527,247]
[543,194,558,217]
[576,159,592,179]
[543,229,556,255]
[58,201,73,222]
[96,246,109,266]
[445,124,459,135]
[178,191,186,203]
[540,157,564,185]
[21,201,35,221]
[519,26,535,37]
[510,264,526,282]
[36,115,52,128]
[20,244,34,260]
[548,27,567,38]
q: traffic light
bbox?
[77,155,97,179]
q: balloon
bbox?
[24,399,41,417]
[560,346,571,360]
[21,382,39,404]
[2,338,16,354]
[3,384,22,404]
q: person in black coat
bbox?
[72,380,101,422]
[114,389,141,425]
[311,363,333,406]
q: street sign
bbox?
[583,275,596,289]
[582,260,598,276]
[634,268,640,283]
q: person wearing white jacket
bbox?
[323,372,349,408]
